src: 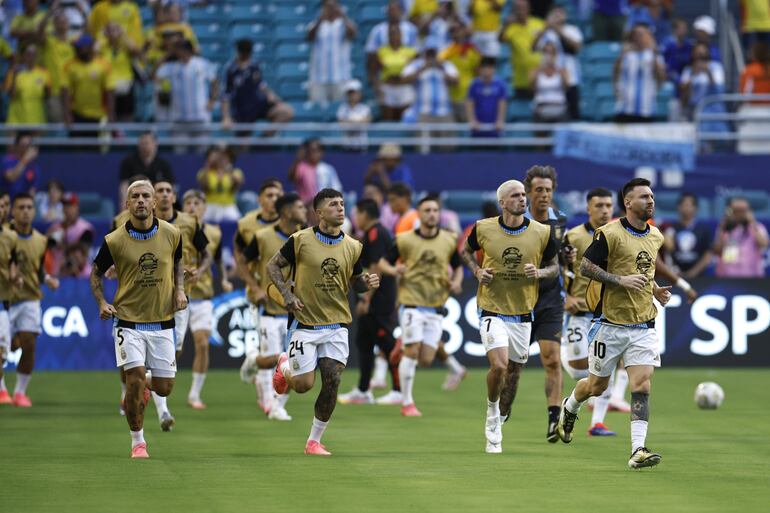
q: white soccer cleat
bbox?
[485,441,502,454]
[239,354,259,384]
[338,388,375,405]
[485,415,502,445]
[375,390,403,405]
[609,397,632,413]
[369,378,387,390]
[267,406,292,421]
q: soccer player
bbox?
[522,165,569,442]
[460,180,558,454]
[182,189,232,409]
[562,187,616,436]
[269,189,379,456]
[0,221,18,405]
[556,178,671,469]
[240,192,307,421]
[6,193,60,407]
[91,180,186,458]
[152,180,210,430]
[338,198,402,406]
[378,195,463,417]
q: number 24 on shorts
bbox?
[288,340,304,358]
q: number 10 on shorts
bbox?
[593,341,606,359]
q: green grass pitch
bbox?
[1,368,768,513]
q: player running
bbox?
[269,189,379,456]
[557,178,671,469]
[90,180,186,458]
[460,180,558,453]
[378,195,463,417]
[182,190,232,409]
[561,187,617,436]
[5,193,60,407]
[0,220,18,404]
[240,192,307,421]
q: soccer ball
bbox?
[694,382,724,410]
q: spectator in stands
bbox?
[337,79,372,149]
[288,138,343,213]
[42,12,75,123]
[469,0,505,57]
[531,42,569,123]
[196,145,244,222]
[155,39,217,143]
[36,180,64,223]
[222,38,294,129]
[467,56,507,136]
[613,24,665,122]
[740,41,770,99]
[4,43,50,125]
[146,2,199,68]
[87,0,144,48]
[625,0,671,45]
[46,192,95,278]
[419,0,459,51]
[61,33,116,129]
[118,131,174,206]
[98,22,142,122]
[307,0,357,106]
[714,197,769,278]
[740,0,770,56]
[401,41,459,126]
[365,0,419,86]
[662,193,713,278]
[2,132,39,197]
[361,180,399,235]
[375,24,419,121]
[592,0,625,42]
[662,18,693,83]
[692,15,721,63]
[9,0,46,52]
[679,42,729,137]
[440,23,481,121]
[387,182,418,234]
[533,5,583,119]
[60,0,90,39]
[409,0,440,33]
[499,0,545,99]
[364,143,415,190]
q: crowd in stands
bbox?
[0,0,768,134]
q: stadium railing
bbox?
[694,93,770,148]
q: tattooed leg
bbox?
[315,358,345,422]
[499,362,524,419]
[124,366,146,432]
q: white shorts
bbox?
[114,323,177,378]
[472,31,501,57]
[174,306,190,351]
[562,313,592,363]
[0,309,10,357]
[400,307,443,348]
[260,314,288,357]
[286,324,349,376]
[9,300,41,336]
[587,322,662,378]
[188,300,214,333]
[480,315,532,364]
[204,204,241,223]
[381,84,415,108]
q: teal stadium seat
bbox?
[277,61,309,81]
[584,42,622,62]
[229,4,271,23]
[194,21,227,38]
[188,3,224,23]
[360,4,387,23]
[78,193,115,222]
[276,42,311,62]
[279,79,309,101]
[274,3,313,22]
[507,99,532,121]
[293,102,329,122]
[229,22,270,41]
[275,23,308,43]
[714,191,770,219]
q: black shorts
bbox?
[530,305,564,344]
[356,312,395,349]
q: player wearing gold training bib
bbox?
[379,195,463,417]
[268,189,379,456]
[0,223,19,405]
[7,193,60,407]
[182,189,233,410]
[460,180,558,454]
[557,178,671,470]
[240,192,307,421]
[91,180,186,458]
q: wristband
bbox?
[676,278,692,292]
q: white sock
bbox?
[14,373,31,395]
[274,392,289,409]
[565,389,584,414]
[130,429,145,448]
[280,358,291,378]
[631,420,648,452]
[373,355,388,383]
[257,369,273,409]
[487,399,500,418]
[398,356,417,406]
[308,417,328,443]
[0,376,6,391]
[152,392,169,420]
[591,382,613,426]
[188,372,206,401]
[611,367,629,403]
[445,355,464,374]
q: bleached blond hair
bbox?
[496,180,524,202]
[126,180,154,198]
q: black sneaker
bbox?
[547,421,559,443]
[556,397,578,443]
[628,447,662,469]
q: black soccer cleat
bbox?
[547,421,559,443]
[628,447,662,469]
[557,397,578,444]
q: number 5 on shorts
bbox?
[289,340,304,358]
[117,328,125,346]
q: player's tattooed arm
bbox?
[351,273,380,293]
[90,266,117,319]
[267,252,304,312]
[460,240,480,274]
[580,258,621,285]
[173,256,188,311]
[533,255,559,280]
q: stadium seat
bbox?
[228,4,271,22]
[441,190,497,214]
[584,42,622,62]
[277,61,309,81]
[275,23,309,43]
[229,22,270,41]
[593,98,617,121]
[194,21,227,38]
[592,81,615,99]
[278,79,309,101]
[293,102,328,122]
[507,99,532,121]
[237,192,259,216]
[188,3,224,23]
[714,190,770,219]
[276,42,311,61]
[360,4,387,23]
[78,193,115,221]
[274,3,313,21]
[654,192,713,221]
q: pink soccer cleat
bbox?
[131,443,149,459]
[188,399,207,410]
[273,353,289,395]
[13,392,31,408]
[442,367,467,391]
[0,390,12,405]
[401,403,422,417]
[304,440,331,456]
